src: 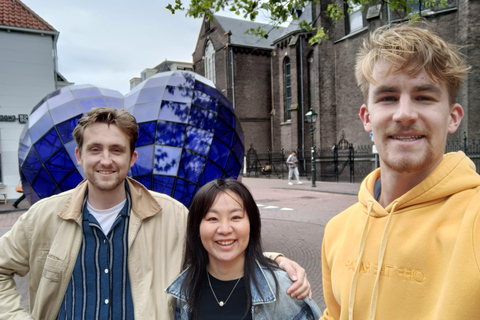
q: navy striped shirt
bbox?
[57,185,134,319]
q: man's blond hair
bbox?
[355,22,470,104]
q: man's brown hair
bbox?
[73,107,138,155]
[355,22,470,104]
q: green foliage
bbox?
[326,3,344,21]
[167,0,450,44]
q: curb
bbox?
[273,186,358,196]
[0,208,28,214]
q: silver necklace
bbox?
[207,272,242,307]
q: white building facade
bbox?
[0,0,62,200]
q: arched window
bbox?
[204,41,216,83]
[284,57,292,121]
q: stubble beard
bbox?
[90,174,124,193]
[379,125,436,174]
[380,144,435,174]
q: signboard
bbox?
[0,114,28,124]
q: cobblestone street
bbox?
[242,177,359,311]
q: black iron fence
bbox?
[445,132,480,173]
[245,132,480,183]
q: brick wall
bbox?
[232,48,272,151]
[193,1,480,162]
[192,16,273,153]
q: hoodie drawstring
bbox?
[348,201,399,320]
[369,202,398,320]
[348,201,373,320]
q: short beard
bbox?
[381,146,435,174]
[91,177,124,193]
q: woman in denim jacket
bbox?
[165,179,321,320]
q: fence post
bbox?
[246,144,253,176]
[312,145,316,186]
[334,145,339,182]
[251,145,259,177]
[349,144,354,183]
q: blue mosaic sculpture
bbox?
[18,71,244,207]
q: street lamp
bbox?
[305,108,318,187]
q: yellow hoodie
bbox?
[321,152,480,320]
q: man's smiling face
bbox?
[359,60,463,176]
[75,122,137,195]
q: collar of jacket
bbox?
[165,260,276,305]
[57,177,162,222]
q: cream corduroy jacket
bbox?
[0,177,189,320]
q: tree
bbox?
[167,0,449,43]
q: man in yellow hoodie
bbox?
[321,23,480,319]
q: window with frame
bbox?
[407,0,434,15]
[284,57,292,121]
[409,1,421,13]
[204,41,216,83]
[347,1,363,33]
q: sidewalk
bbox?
[0,199,29,229]
[0,177,360,223]
[242,176,360,196]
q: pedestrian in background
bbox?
[286,151,302,185]
[12,184,26,208]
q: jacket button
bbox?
[254,306,260,313]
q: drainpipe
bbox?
[387,2,391,28]
[270,50,275,151]
[230,47,235,109]
[299,35,306,171]
[52,33,59,90]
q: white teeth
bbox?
[392,136,422,141]
[217,240,235,245]
[99,171,113,174]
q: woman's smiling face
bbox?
[199,191,250,270]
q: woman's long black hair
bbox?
[181,179,278,319]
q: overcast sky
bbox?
[25,0,204,94]
[24,1,280,95]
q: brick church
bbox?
[192,0,480,175]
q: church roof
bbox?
[214,15,286,49]
[0,0,56,32]
[274,3,313,42]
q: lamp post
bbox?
[305,108,318,187]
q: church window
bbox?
[204,41,216,83]
[284,57,292,121]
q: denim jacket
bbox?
[165,260,322,320]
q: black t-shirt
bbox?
[198,273,252,320]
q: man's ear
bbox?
[359,104,372,133]
[448,103,464,134]
[75,147,82,166]
[129,150,138,168]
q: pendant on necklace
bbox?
[219,301,225,307]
